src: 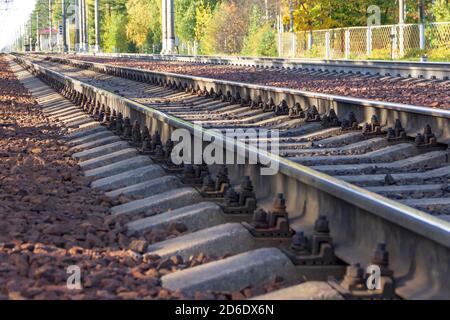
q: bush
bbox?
[368,48,393,60]
[102,12,130,53]
[242,23,278,57]
[241,6,278,57]
[426,47,450,62]
[402,47,450,62]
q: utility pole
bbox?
[418,0,425,23]
[418,0,426,51]
[29,19,32,51]
[161,0,167,53]
[94,0,100,52]
[265,0,269,20]
[399,0,405,56]
[78,0,84,51]
[76,0,80,52]
[49,0,53,52]
[161,0,175,54]
[36,13,40,51]
[277,0,282,31]
[62,0,67,52]
[67,16,71,52]
[166,0,175,53]
[81,0,85,51]
[399,0,405,24]
[84,0,88,51]
[21,25,25,52]
[15,30,19,52]
[289,0,294,32]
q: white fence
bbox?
[279,22,450,59]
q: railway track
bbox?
[43,52,450,109]
[17,54,450,216]
[57,52,450,80]
[8,53,450,299]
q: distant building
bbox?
[38,28,58,51]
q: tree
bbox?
[175,0,197,43]
[102,9,129,52]
[174,0,218,44]
[28,0,446,56]
[126,0,152,50]
[431,0,450,22]
[242,5,277,56]
[200,0,251,54]
[145,0,163,52]
[194,0,214,43]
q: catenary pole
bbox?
[62,0,67,52]
[49,0,53,51]
[94,0,100,52]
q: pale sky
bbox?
[0,0,37,51]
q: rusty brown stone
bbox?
[231,291,246,300]
[157,288,171,299]
[128,239,149,254]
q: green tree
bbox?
[126,0,152,50]
[28,0,447,57]
[102,10,129,52]
[242,6,277,57]
[175,0,218,44]
[200,0,251,54]
[432,0,450,21]
[146,0,163,52]
[124,0,162,52]
[194,0,214,43]
[175,0,197,43]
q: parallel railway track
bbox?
[9,53,450,299]
[47,52,450,109]
[60,52,450,80]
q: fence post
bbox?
[291,32,296,57]
[307,31,313,52]
[366,26,372,57]
[399,24,405,57]
[345,29,350,59]
[278,32,282,57]
[419,23,425,50]
[325,31,331,59]
[391,25,398,59]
